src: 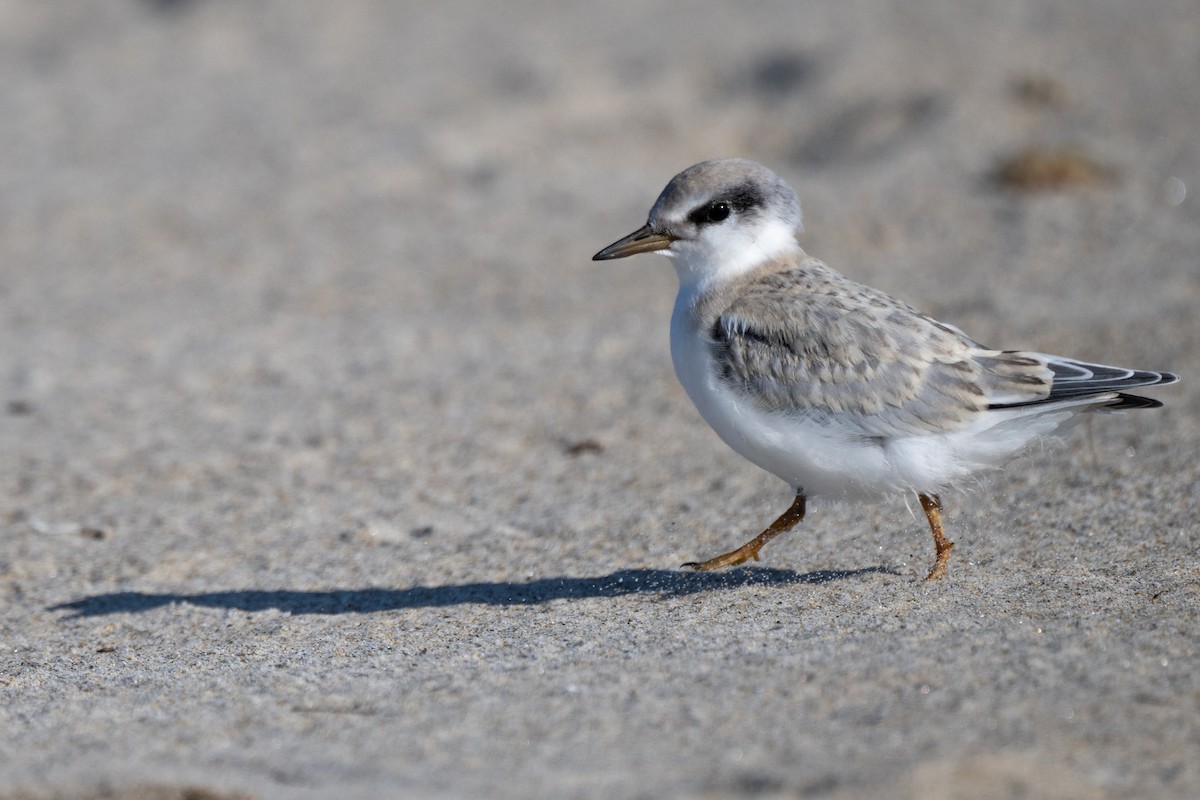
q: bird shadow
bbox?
[48,566,892,618]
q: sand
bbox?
[2,2,1198,798]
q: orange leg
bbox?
[919,493,955,580]
[683,494,807,571]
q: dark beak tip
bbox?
[592,246,627,261]
[591,241,629,261]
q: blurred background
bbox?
[2,1,1197,798]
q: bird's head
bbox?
[593,158,803,288]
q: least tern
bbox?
[593,158,1178,579]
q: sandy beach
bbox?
[2,2,1198,798]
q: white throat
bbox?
[666,216,801,292]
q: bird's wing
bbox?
[707,267,1057,437]
[988,355,1179,411]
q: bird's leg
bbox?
[919,492,954,580]
[683,494,806,571]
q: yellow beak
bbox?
[592,224,675,261]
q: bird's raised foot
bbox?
[681,495,807,572]
[681,544,763,572]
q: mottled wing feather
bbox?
[707,265,1054,437]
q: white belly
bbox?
[669,292,941,498]
[665,278,1078,498]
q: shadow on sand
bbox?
[49,566,892,618]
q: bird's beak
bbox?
[592,224,675,261]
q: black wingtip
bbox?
[1107,394,1165,411]
[1157,371,1181,386]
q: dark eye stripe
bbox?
[723,183,765,213]
[686,180,765,226]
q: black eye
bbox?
[706,202,731,222]
[691,200,731,226]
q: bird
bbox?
[592,158,1178,579]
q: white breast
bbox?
[668,285,910,499]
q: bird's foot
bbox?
[682,541,764,572]
[682,495,807,572]
[924,540,954,581]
